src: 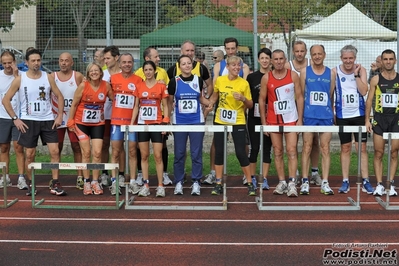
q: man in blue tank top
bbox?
[299,45,334,196]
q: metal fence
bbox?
[0,1,397,73]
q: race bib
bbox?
[273,99,293,115]
[115,94,134,109]
[342,94,359,108]
[82,109,100,123]
[310,91,328,106]
[29,101,48,116]
[219,108,237,124]
[178,99,197,114]
[381,93,398,108]
[139,106,157,121]
[253,103,260,117]
[64,98,73,111]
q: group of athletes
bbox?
[0,37,398,199]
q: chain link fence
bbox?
[0,1,397,74]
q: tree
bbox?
[238,0,325,58]
[0,0,36,32]
[160,0,237,27]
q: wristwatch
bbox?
[12,116,18,120]
[354,74,360,78]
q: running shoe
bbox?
[202,173,215,185]
[242,175,247,185]
[338,181,350,194]
[163,172,172,186]
[373,184,386,196]
[100,173,111,187]
[156,186,165,197]
[248,183,256,196]
[138,186,150,197]
[310,173,322,186]
[273,182,287,195]
[262,178,270,190]
[136,172,144,186]
[76,176,84,190]
[109,181,121,196]
[118,175,126,188]
[26,184,37,196]
[362,179,374,194]
[83,182,92,195]
[211,184,223,195]
[0,175,11,188]
[128,182,140,195]
[251,176,257,189]
[50,181,67,196]
[191,181,201,196]
[389,185,398,196]
[287,182,298,197]
[174,181,183,195]
[320,181,334,195]
[17,175,28,190]
[300,182,310,195]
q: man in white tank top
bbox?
[2,49,66,196]
[51,52,84,190]
[285,40,322,186]
[0,51,25,189]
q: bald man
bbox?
[51,52,84,189]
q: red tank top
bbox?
[74,80,108,126]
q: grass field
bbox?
[5,151,392,178]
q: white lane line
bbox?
[2,240,399,246]
[1,217,399,223]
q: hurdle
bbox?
[0,162,18,208]
[28,163,124,209]
[122,125,231,210]
[255,125,365,211]
[375,133,399,210]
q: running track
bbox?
[1,174,399,266]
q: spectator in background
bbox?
[94,48,107,70]
[368,55,382,83]
[195,51,210,73]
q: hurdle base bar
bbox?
[124,183,227,211]
[0,164,19,208]
[375,196,399,210]
[29,163,124,210]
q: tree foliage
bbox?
[0,0,36,32]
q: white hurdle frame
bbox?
[28,163,124,209]
[375,133,399,210]
[122,125,231,210]
[255,125,365,211]
[0,162,18,208]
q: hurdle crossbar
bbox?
[28,163,124,210]
[122,125,230,210]
[375,133,399,210]
[255,125,365,211]
[0,162,18,208]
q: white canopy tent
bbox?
[295,3,397,41]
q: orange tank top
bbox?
[110,73,142,125]
[75,80,108,126]
[134,82,168,125]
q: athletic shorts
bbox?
[103,120,111,138]
[372,112,399,136]
[18,120,59,148]
[138,131,163,143]
[0,118,20,143]
[110,124,137,142]
[303,117,333,126]
[57,127,79,143]
[75,124,105,141]
[336,116,367,144]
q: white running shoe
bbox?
[100,173,110,187]
[273,182,287,195]
[128,182,140,195]
[109,181,121,196]
[373,184,386,196]
[136,172,144,186]
[0,175,11,188]
[320,181,334,195]
[162,173,173,186]
[310,173,322,186]
[156,186,165,197]
[118,175,126,187]
[242,175,247,185]
[174,181,183,195]
[202,173,215,185]
[389,185,398,196]
[138,186,150,197]
[300,182,310,195]
[17,176,28,190]
[191,181,201,196]
[287,182,298,197]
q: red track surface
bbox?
[1,174,399,266]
